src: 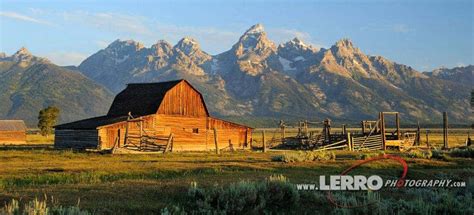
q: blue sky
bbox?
[0,0,472,71]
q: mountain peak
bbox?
[175,37,201,55]
[108,39,144,50]
[151,40,171,47]
[150,40,173,56]
[232,23,275,56]
[177,37,199,46]
[335,38,354,48]
[291,37,305,46]
[9,47,46,63]
[281,37,310,50]
[244,23,265,35]
[15,47,32,56]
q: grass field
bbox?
[0,130,472,214]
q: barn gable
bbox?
[157,80,209,117]
[107,79,209,117]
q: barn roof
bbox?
[54,115,129,130]
[55,79,250,130]
[107,79,204,117]
[0,120,27,131]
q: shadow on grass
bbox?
[0,144,54,151]
[0,165,269,188]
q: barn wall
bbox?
[98,116,156,150]
[208,117,250,149]
[0,131,26,144]
[54,129,98,149]
[157,81,208,117]
[155,114,209,151]
[152,115,250,151]
[91,114,251,152]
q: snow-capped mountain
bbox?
[76,24,472,124]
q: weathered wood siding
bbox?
[208,117,250,150]
[54,129,98,149]
[0,131,26,144]
[97,115,156,149]
[157,81,208,117]
[151,115,251,151]
[154,114,208,151]
[55,80,250,151]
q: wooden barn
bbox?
[54,79,252,152]
[0,120,27,144]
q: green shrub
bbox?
[308,151,336,161]
[407,150,432,159]
[357,151,385,160]
[166,175,474,214]
[271,151,336,163]
[449,147,474,158]
[267,174,288,182]
[431,150,452,161]
[0,197,90,215]
[186,175,299,214]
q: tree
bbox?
[38,106,60,137]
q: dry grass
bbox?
[0,146,472,213]
[26,134,54,144]
[0,130,471,213]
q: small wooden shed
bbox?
[54,79,252,151]
[0,120,27,144]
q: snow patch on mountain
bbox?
[293,56,305,61]
[210,58,219,74]
[115,55,129,64]
[278,56,295,71]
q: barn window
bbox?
[192,128,199,134]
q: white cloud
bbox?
[0,11,53,26]
[28,8,46,15]
[56,11,325,54]
[61,11,151,36]
[41,51,87,66]
[153,23,240,53]
[391,24,411,33]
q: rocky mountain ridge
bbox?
[2,24,471,126]
[0,48,114,126]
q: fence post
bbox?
[443,112,449,149]
[262,130,267,153]
[346,132,352,151]
[467,132,471,147]
[164,133,173,153]
[213,128,220,154]
[426,129,430,148]
[395,113,401,140]
[416,122,421,145]
[361,121,365,135]
[380,112,386,150]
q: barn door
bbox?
[117,129,121,147]
[107,129,118,149]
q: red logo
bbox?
[326,154,408,208]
